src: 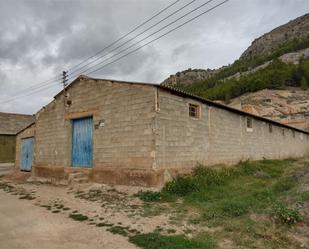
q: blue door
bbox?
[72,117,93,167]
[20,137,34,171]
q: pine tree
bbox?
[300,77,308,90]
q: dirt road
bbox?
[0,191,137,249]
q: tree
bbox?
[300,77,308,90]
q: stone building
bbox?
[0,112,34,163]
[15,76,309,186]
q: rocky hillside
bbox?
[241,13,309,59]
[162,13,309,86]
[228,88,309,131]
[162,68,218,86]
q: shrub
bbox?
[272,202,303,225]
[163,175,198,196]
[69,213,88,221]
[192,165,228,186]
[136,191,161,202]
[219,199,251,217]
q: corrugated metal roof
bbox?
[0,112,35,135]
[53,75,309,135]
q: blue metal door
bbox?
[72,117,93,167]
[20,137,34,171]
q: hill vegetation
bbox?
[175,36,309,102]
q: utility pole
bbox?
[62,71,68,89]
[62,71,68,107]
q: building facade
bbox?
[15,76,309,186]
[0,112,34,163]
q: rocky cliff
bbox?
[162,13,309,86]
[241,13,309,59]
[162,68,219,86]
[228,88,309,131]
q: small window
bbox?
[269,124,273,133]
[282,129,285,136]
[247,117,252,129]
[292,130,295,138]
[189,104,200,118]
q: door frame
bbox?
[20,137,34,172]
[71,116,93,168]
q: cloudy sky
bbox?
[0,0,307,114]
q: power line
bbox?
[68,0,198,76]
[0,75,62,104]
[0,83,60,104]
[67,0,181,73]
[68,0,217,79]
[1,0,180,104]
[2,0,230,104]
[73,0,230,77]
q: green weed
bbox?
[272,202,303,225]
[136,191,161,202]
[69,213,88,221]
[129,232,216,249]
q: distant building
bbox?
[15,76,309,187]
[0,112,34,163]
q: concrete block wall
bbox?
[154,89,209,169]
[14,80,309,186]
[33,78,157,184]
[154,88,309,170]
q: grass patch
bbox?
[19,194,36,200]
[162,159,297,219]
[136,191,161,202]
[107,226,129,236]
[69,213,88,221]
[96,222,113,227]
[158,159,306,248]
[129,232,216,249]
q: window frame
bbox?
[246,117,253,132]
[188,103,201,119]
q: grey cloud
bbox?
[0,0,308,114]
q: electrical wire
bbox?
[68,0,197,76]
[68,0,218,79]
[1,0,180,104]
[74,0,230,77]
[67,0,181,72]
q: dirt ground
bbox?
[0,190,137,249]
[0,170,196,249]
